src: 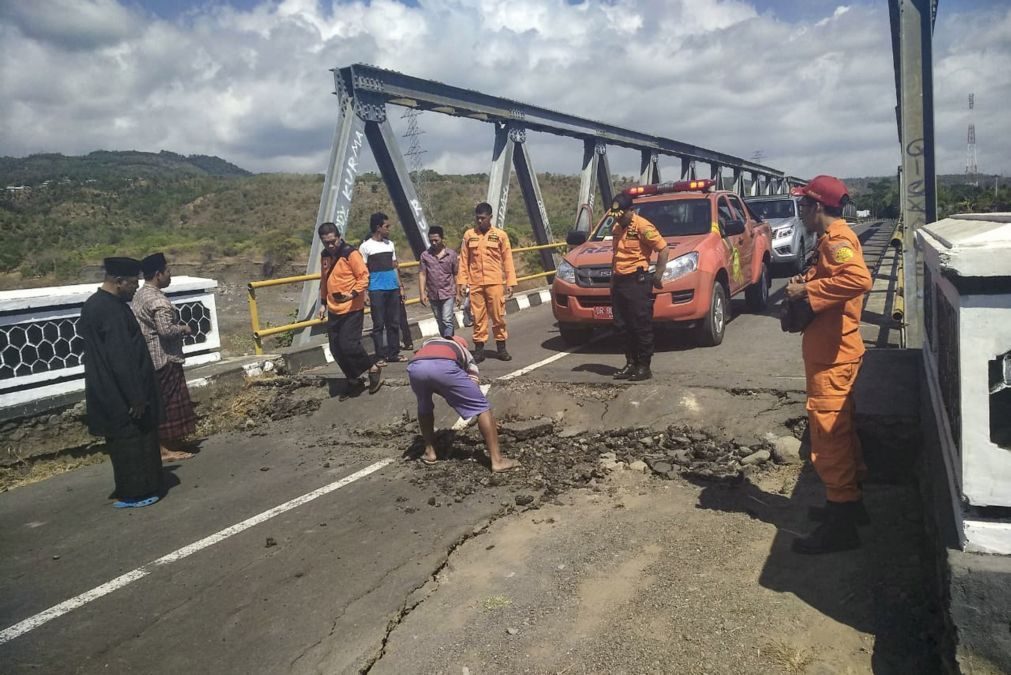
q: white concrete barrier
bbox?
[919,213,1011,554]
[0,276,220,412]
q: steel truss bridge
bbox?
[294,63,806,342]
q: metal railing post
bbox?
[247,284,263,356]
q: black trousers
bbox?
[612,273,655,363]
[328,310,372,380]
[368,289,402,360]
[106,429,162,500]
[398,297,413,347]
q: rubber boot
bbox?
[809,499,871,526]
[496,340,512,361]
[628,359,653,382]
[613,357,636,380]
[792,501,861,554]
[472,342,486,364]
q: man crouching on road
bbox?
[407,336,519,472]
[786,175,873,555]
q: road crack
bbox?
[359,509,509,674]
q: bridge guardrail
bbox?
[247,242,566,354]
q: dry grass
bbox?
[194,384,271,436]
[763,641,815,673]
[482,595,513,611]
[0,451,106,492]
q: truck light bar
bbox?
[625,179,716,196]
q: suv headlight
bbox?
[556,260,576,283]
[661,251,699,283]
[774,225,795,240]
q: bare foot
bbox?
[421,448,438,465]
[491,458,520,473]
[161,450,194,462]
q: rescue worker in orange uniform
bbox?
[609,192,669,382]
[457,202,517,363]
[785,175,873,554]
[316,222,383,396]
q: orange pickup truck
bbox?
[552,179,772,347]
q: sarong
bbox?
[106,430,163,500]
[157,362,197,440]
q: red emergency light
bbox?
[625,179,716,197]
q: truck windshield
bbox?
[747,199,796,220]
[591,199,711,240]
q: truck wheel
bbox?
[559,323,593,346]
[745,261,770,312]
[695,282,727,347]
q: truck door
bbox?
[717,196,746,293]
[727,194,754,285]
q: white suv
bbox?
[744,195,813,275]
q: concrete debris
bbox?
[645,459,673,475]
[500,418,554,441]
[771,435,804,465]
[741,450,772,466]
[628,460,649,474]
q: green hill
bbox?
[1,150,1008,282]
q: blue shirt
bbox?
[358,238,399,291]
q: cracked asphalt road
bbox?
[1,239,938,674]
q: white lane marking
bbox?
[0,458,393,645]
[497,331,610,382]
[417,317,440,338]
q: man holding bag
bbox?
[785,175,873,554]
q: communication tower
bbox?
[402,108,428,209]
[966,93,978,184]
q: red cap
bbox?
[791,175,849,208]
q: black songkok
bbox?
[140,252,167,277]
[103,257,142,277]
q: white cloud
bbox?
[0,0,142,50]
[0,0,1009,180]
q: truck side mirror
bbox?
[566,230,588,246]
[724,219,746,236]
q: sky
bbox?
[1,0,1009,180]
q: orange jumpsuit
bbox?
[802,219,873,503]
[457,226,517,344]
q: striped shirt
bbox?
[410,337,479,377]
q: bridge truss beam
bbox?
[295,64,804,344]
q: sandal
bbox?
[113,496,160,509]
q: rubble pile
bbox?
[360,418,781,504]
[196,375,325,435]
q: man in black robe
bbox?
[79,257,164,508]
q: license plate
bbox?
[592,306,613,320]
